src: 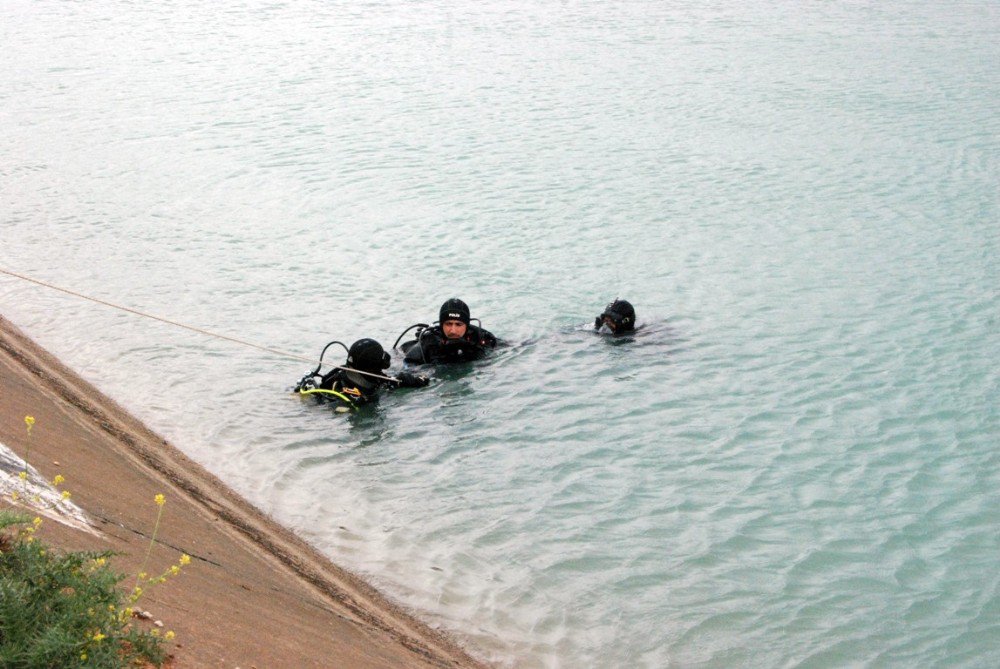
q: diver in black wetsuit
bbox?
[594,299,636,335]
[397,298,498,365]
[294,338,427,411]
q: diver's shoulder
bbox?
[468,324,498,346]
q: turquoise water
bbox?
[3,1,998,666]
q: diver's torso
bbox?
[319,369,383,405]
[402,325,497,364]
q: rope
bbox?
[0,266,400,383]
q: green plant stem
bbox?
[134,504,164,591]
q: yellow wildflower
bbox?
[18,471,27,481]
[165,631,175,640]
[169,565,180,576]
[92,632,106,642]
[61,491,71,500]
[80,653,87,661]
[179,553,191,566]
[154,493,165,506]
[32,517,42,528]
[53,474,65,486]
[24,415,35,433]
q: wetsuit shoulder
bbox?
[468,325,498,348]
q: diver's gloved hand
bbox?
[394,371,430,388]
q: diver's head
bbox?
[595,299,636,334]
[439,298,471,339]
[346,338,391,374]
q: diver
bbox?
[594,299,636,335]
[395,298,498,365]
[293,338,428,411]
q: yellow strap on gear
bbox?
[296,388,358,410]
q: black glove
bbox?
[394,371,429,388]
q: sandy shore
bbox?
[0,314,489,669]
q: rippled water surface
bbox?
[3,1,999,666]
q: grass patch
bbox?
[0,510,166,668]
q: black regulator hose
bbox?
[313,340,350,375]
[392,324,429,350]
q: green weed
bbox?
[0,510,165,667]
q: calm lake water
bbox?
[3,1,998,666]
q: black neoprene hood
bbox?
[439,298,471,325]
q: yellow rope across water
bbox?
[0,266,398,382]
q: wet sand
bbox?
[0,315,489,669]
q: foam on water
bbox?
[2,0,998,666]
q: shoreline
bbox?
[0,314,489,668]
